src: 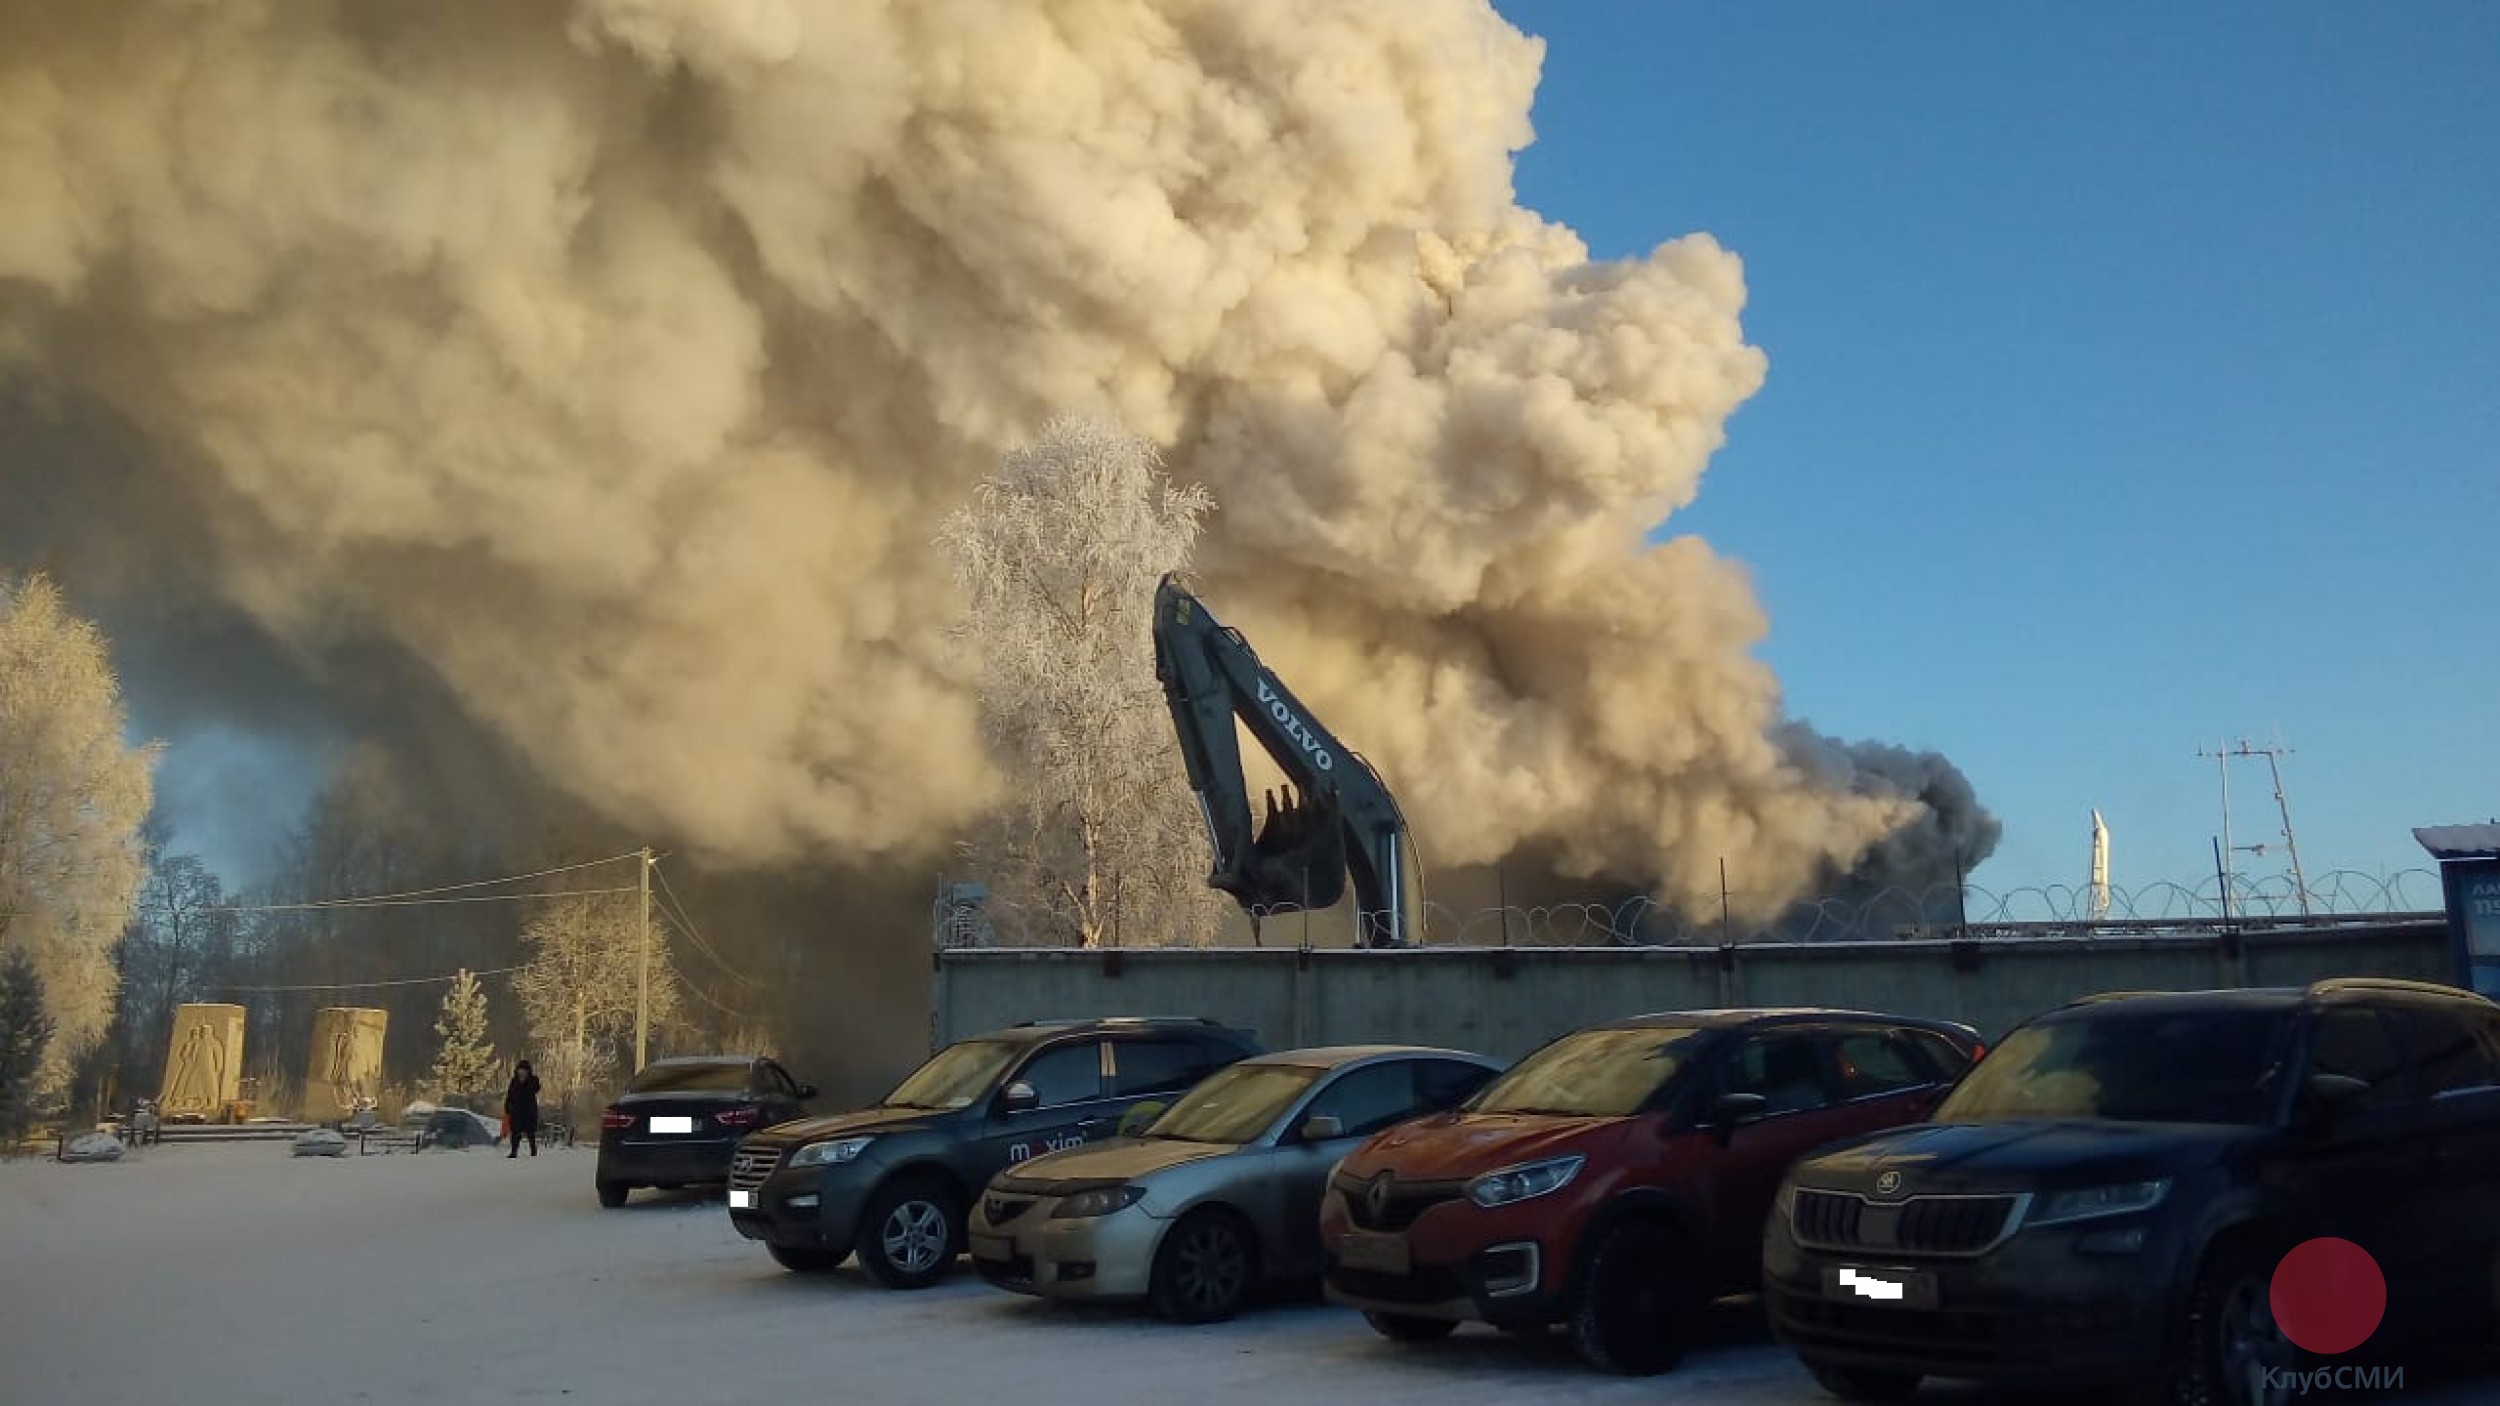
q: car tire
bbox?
[1363,1311,1459,1342]
[596,1180,629,1208]
[855,1178,960,1290]
[1568,1217,1700,1375]
[2167,1239,2298,1406]
[1804,1361,1922,1401]
[768,1243,847,1273]
[1149,1208,1259,1324]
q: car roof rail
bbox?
[1010,1015,1229,1028]
[2309,977,2474,1000]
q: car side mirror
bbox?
[1298,1114,1344,1143]
[1116,1101,1169,1137]
[794,1083,818,1100]
[1001,1081,1039,1114]
[2299,1072,2369,1129]
[1705,1092,1768,1137]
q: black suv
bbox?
[727,1017,1261,1288]
[1764,979,2500,1404]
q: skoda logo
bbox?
[985,1197,1004,1219]
[1875,1170,1903,1197]
[1365,1171,1394,1220]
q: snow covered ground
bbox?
[4,1141,2489,1405]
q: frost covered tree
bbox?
[0,573,158,1092]
[936,416,1226,948]
[511,893,681,1105]
[0,949,54,1142]
[427,967,496,1108]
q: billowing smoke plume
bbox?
[0,0,1992,926]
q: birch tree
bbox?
[511,894,682,1107]
[0,573,158,1091]
[427,967,496,1107]
[936,416,1226,948]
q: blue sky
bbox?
[1489,0,2498,913]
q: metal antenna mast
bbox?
[2197,738,2312,917]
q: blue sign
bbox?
[2442,858,2500,1000]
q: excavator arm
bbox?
[1152,574,1412,948]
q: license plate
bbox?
[1338,1230,1410,1275]
[969,1232,1013,1263]
[1825,1263,1940,1310]
[728,1189,754,1210]
[650,1116,694,1134]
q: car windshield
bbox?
[627,1062,749,1094]
[1143,1063,1323,1144]
[1467,1025,1707,1118]
[883,1040,1020,1110]
[1937,1006,2296,1124]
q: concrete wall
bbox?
[935,920,2453,1060]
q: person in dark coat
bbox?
[504,1060,542,1157]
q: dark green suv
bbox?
[727,1017,1262,1287]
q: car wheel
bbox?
[855,1178,960,1290]
[1569,1217,1700,1375]
[1364,1311,1459,1342]
[768,1243,847,1274]
[1804,1360,1922,1401]
[2169,1241,2297,1406]
[596,1180,629,1208]
[1149,1208,1259,1324]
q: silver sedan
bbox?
[967,1044,1501,1323]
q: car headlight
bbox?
[787,1136,877,1168]
[1466,1154,1585,1208]
[2026,1178,2171,1227]
[1051,1185,1147,1219]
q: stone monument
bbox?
[307,1007,388,1121]
[160,1003,246,1120]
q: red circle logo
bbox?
[2269,1237,2386,1355]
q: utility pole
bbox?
[636,846,652,1072]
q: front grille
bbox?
[1898,1195,2018,1253]
[1327,1263,1467,1305]
[1333,1171,1466,1232]
[1790,1189,2020,1257]
[1794,1189,1863,1245]
[982,1195,1036,1225]
[728,1146,782,1193]
[973,1248,1035,1291]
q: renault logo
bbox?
[1365,1171,1394,1221]
[1875,1170,1903,1197]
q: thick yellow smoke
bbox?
[0,0,1984,922]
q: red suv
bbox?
[1318,1007,1984,1374]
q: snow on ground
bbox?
[4,1142,2489,1406]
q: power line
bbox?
[210,886,640,914]
[650,862,763,988]
[207,965,524,994]
[202,849,649,914]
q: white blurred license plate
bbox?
[1338,1231,1409,1274]
[1825,1264,1940,1310]
[728,1189,755,1209]
[650,1116,694,1134]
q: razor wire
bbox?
[932,867,2447,949]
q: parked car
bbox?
[596,1055,818,1207]
[728,1016,1262,1287]
[968,1045,1502,1322]
[1318,1007,1984,1374]
[1762,978,2500,1404]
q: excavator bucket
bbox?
[1213,784,1348,913]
